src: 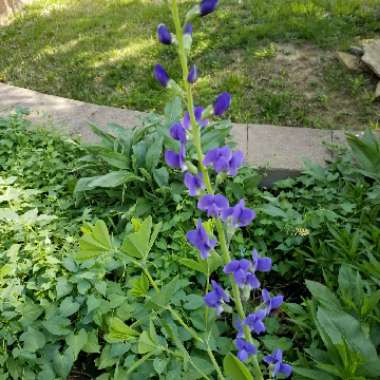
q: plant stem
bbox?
[169,1,264,379]
[126,350,157,375]
[215,221,264,380]
[207,346,226,380]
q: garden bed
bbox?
[0,111,379,379]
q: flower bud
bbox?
[183,24,193,52]
[157,24,172,45]
[213,92,231,116]
[200,0,219,17]
[154,64,170,87]
[187,65,198,84]
[184,23,193,36]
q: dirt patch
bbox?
[249,42,380,129]
[273,43,330,96]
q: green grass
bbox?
[0,0,380,129]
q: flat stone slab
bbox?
[247,124,333,183]
[0,83,345,177]
[362,39,380,77]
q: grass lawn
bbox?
[0,0,380,129]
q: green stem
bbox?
[170,0,213,194]
[215,219,264,380]
[126,350,157,375]
[207,346,226,380]
[167,306,203,343]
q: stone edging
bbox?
[0,83,351,181]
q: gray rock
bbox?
[376,82,380,99]
[348,46,364,57]
[362,39,380,77]
[337,51,363,72]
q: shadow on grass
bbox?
[0,0,379,128]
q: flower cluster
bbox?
[155,0,292,378]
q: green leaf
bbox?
[293,367,335,380]
[153,357,169,375]
[66,329,88,361]
[53,349,73,379]
[153,167,169,187]
[185,356,215,380]
[223,354,254,380]
[98,345,119,369]
[59,296,80,317]
[138,331,158,354]
[98,151,129,169]
[147,220,162,257]
[75,171,142,192]
[87,294,102,314]
[145,136,163,170]
[42,316,71,336]
[316,307,380,376]
[183,294,204,310]
[306,280,341,310]
[129,274,149,297]
[77,220,113,261]
[180,253,223,275]
[121,216,160,260]
[261,335,293,352]
[56,277,73,300]
[20,327,46,353]
[164,96,182,123]
[104,317,139,343]
[83,329,101,353]
[153,277,188,307]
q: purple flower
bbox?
[183,106,208,129]
[264,349,293,378]
[187,65,198,84]
[252,249,272,272]
[184,172,204,196]
[169,122,187,143]
[244,310,266,335]
[235,338,256,362]
[203,146,244,176]
[224,259,260,289]
[204,280,229,314]
[200,0,219,17]
[235,319,244,338]
[157,24,172,45]
[262,289,284,315]
[154,64,170,87]
[198,194,229,218]
[184,23,193,36]
[213,92,231,116]
[187,219,217,259]
[221,199,255,227]
[165,144,186,170]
